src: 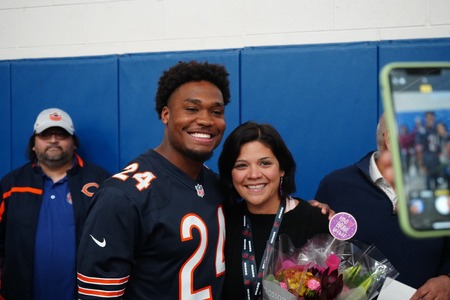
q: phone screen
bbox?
[388,66,450,231]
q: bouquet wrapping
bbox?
[262,234,399,300]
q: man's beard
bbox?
[37,147,72,168]
[185,149,214,162]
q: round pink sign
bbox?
[329,212,357,240]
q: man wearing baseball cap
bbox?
[0,108,110,300]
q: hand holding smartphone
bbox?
[381,62,450,238]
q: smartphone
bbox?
[381,62,450,238]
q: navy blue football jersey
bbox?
[77,149,225,299]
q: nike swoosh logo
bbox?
[90,234,106,247]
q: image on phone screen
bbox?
[389,67,450,231]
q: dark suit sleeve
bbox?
[439,236,450,275]
[315,177,331,204]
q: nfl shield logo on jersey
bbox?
[195,184,205,198]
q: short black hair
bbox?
[155,60,231,119]
[218,121,296,203]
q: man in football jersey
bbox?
[77,61,230,299]
[76,60,334,299]
[0,108,110,300]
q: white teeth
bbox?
[191,133,211,139]
[248,184,264,189]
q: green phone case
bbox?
[380,61,450,238]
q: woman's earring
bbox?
[279,176,284,197]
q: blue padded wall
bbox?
[10,56,119,174]
[379,38,450,67]
[118,50,241,172]
[0,63,11,179]
[378,39,450,118]
[241,43,379,199]
[1,38,450,200]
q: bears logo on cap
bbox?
[34,108,75,135]
[49,112,63,121]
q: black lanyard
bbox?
[241,200,286,300]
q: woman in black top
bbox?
[218,121,331,300]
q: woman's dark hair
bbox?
[218,121,296,203]
[26,133,79,162]
[155,60,231,118]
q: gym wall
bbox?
[1,37,449,199]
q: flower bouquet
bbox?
[262,233,399,300]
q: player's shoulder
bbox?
[123,150,157,170]
[101,151,155,185]
[98,150,172,204]
[202,164,220,182]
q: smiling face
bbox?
[160,80,226,165]
[231,141,285,214]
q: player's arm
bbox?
[77,187,139,299]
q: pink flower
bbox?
[306,278,321,291]
[325,253,341,273]
[279,282,287,290]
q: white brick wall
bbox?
[0,0,449,60]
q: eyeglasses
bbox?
[36,130,71,140]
